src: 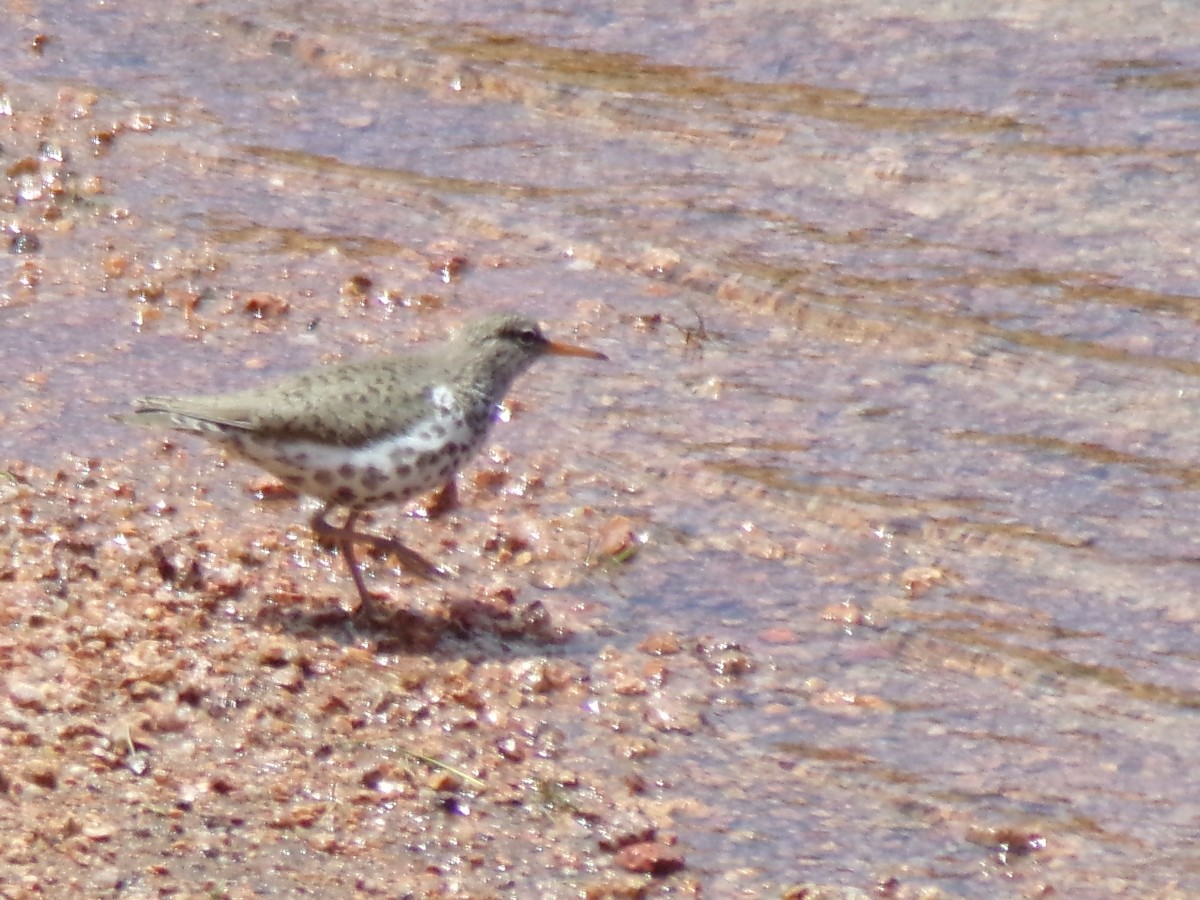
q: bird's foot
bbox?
[311,506,445,582]
[351,531,445,581]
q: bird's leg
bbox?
[312,505,377,619]
[418,478,459,520]
[338,510,378,621]
[311,505,443,617]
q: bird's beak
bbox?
[545,339,608,361]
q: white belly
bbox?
[229,386,490,508]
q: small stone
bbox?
[614,840,685,876]
[596,515,638,560]
[24,760,58,789]
[637,632,682,656]
[901,565,950,599]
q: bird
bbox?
[120,312,608,620]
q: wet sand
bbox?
[4,1,1200,896]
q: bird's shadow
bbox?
[253,589,576,656]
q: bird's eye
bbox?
[517,328,542,345]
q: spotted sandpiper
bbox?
[120,312,607,620]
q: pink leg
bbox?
[311,505,443,619]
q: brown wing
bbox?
[129,354,448,447]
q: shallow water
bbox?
[5,0,1200,894]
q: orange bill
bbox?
[545,339,608,361]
